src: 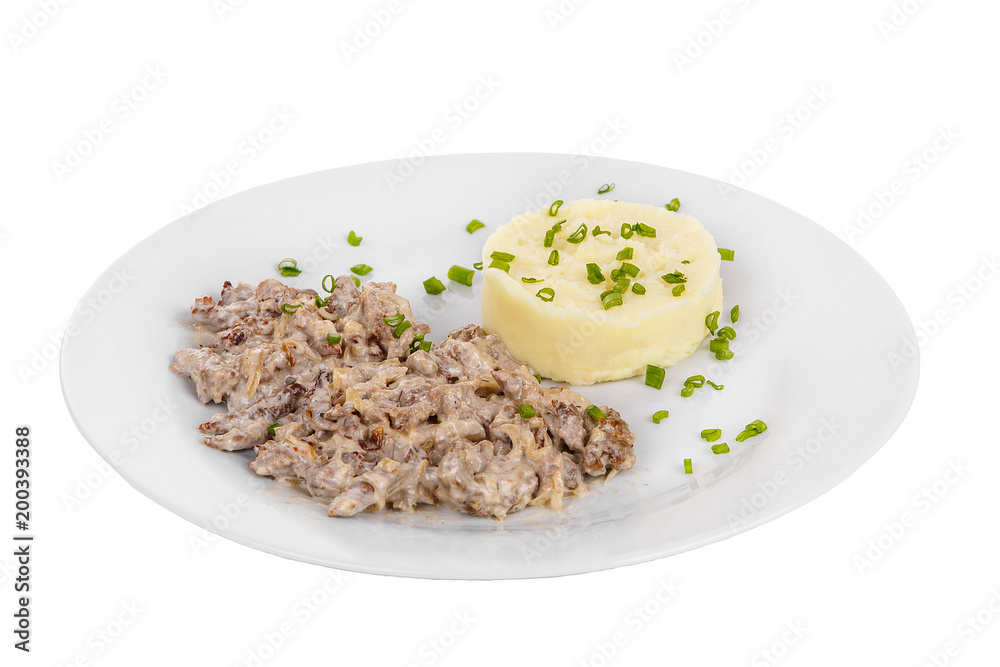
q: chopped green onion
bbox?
[701,428,722,442]
[593,226,612,237]
[548,200,563,216]
[551,220,566,232]
[598,183,615,194]
[490,251,515,262]
[326,333,342,345]
[619,262,639,277]
[314,295,328,308]
[709,337,729,353]
[473,261,484,271]
[351,263,373,276]
[351,276,360,287]
[466,219,485,234]
[652,410,670,424]
[672,284,685,297]
[423,277,446,295]
[681,260,691,265]
[566,224,588,244]
[706,380,724,390]
[620,223,634,239]
[383,312,405,327]
[715,348,734,361]
[277,258,301,277]
[706,311,720,334]
[631,283,646,295]
[718,326,736,340]
[684,375,706,388]
[548,250,560,266]
[418,340,431,352]
[519,404,537,419]
[736,420,768,442]
[665,198,680,212]
[645,364,665,390]
[711,443,730,455]
[683,459,693,474]
[544,229,556,248]
[267,422,279,437]
[536,287,555,302]
[616,247,634,261]
[586,263,605,285]
[488,258,511,272]
[681,386,694,398]
[612,277,631,293]
[633,222,656,238]
[393,320,412,338]
[533,374,542,383]
[661,271,687,284]
[586,405,606,421]
[348,231,363,246]
[322,274,335,293]
[718,248,735,261]
[601,290,623,310]
[447,265,475,286]
[731,305,740,323]
[280,303,302,315]
[521,277,544,283]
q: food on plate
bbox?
[169,277,635,519]
[480,198,724,385]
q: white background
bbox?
[3,1,998,665]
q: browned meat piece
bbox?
[171,277,636,519]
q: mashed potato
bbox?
[481,198,723,385]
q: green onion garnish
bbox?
[533,374,542,383]
[466,219,485,234]
[685,375,706,388]
[731,305,740,323]
[351,276,360,287]
[715,349,734,360]
[681,260,691,265]
[351,263,373,276]
[680,386,694,398]
[701,428,722,442]
[616,247,634,261]
[490,251,515,262]
[447,265,475,286]
[652,410,670,424]
[672,284,685,297]
[548,250,559,266]
[711,443,730,455]
[620,262,639,278]
[536,287,555,302]
[566,224,588,244]
[718,326,736,340]
[280,303,302,315]
[620,223,634,239]
[322,274,335,293]
[665,198,680,212]
[586,263,605,285]
[418,341,431,352]
[521,277,544,283]
[683,459,693,474]
[735,420,768,442]
[548,200,563,216]
[612,277,631,293]
[423,277,446,295]
[327,333,342,345]
[709,337,729,354]
[645,365,665,390]
[601,290,623,310]
[598,183,615,194]
[551,220,566,232]
[277,258,301,277]
[544,229,556,248]
[348,231,362,246]
[718,248,735,261]
[314,295,328,308]
[519,404,536,419]
[593,226,612,237]
[488,258,511,272]
[633,222,656,238]
[586,405,605,421]
[662,271,687,284]
[393,320,412,338]
[706,311,720,334]
[632,283,646,295]
[706,380,724,390]
[473,261,484,271]
[267,422,279,437]
[383,312,405,327]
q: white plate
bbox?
[61,153,919,579]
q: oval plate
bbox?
[61,153,919,579]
